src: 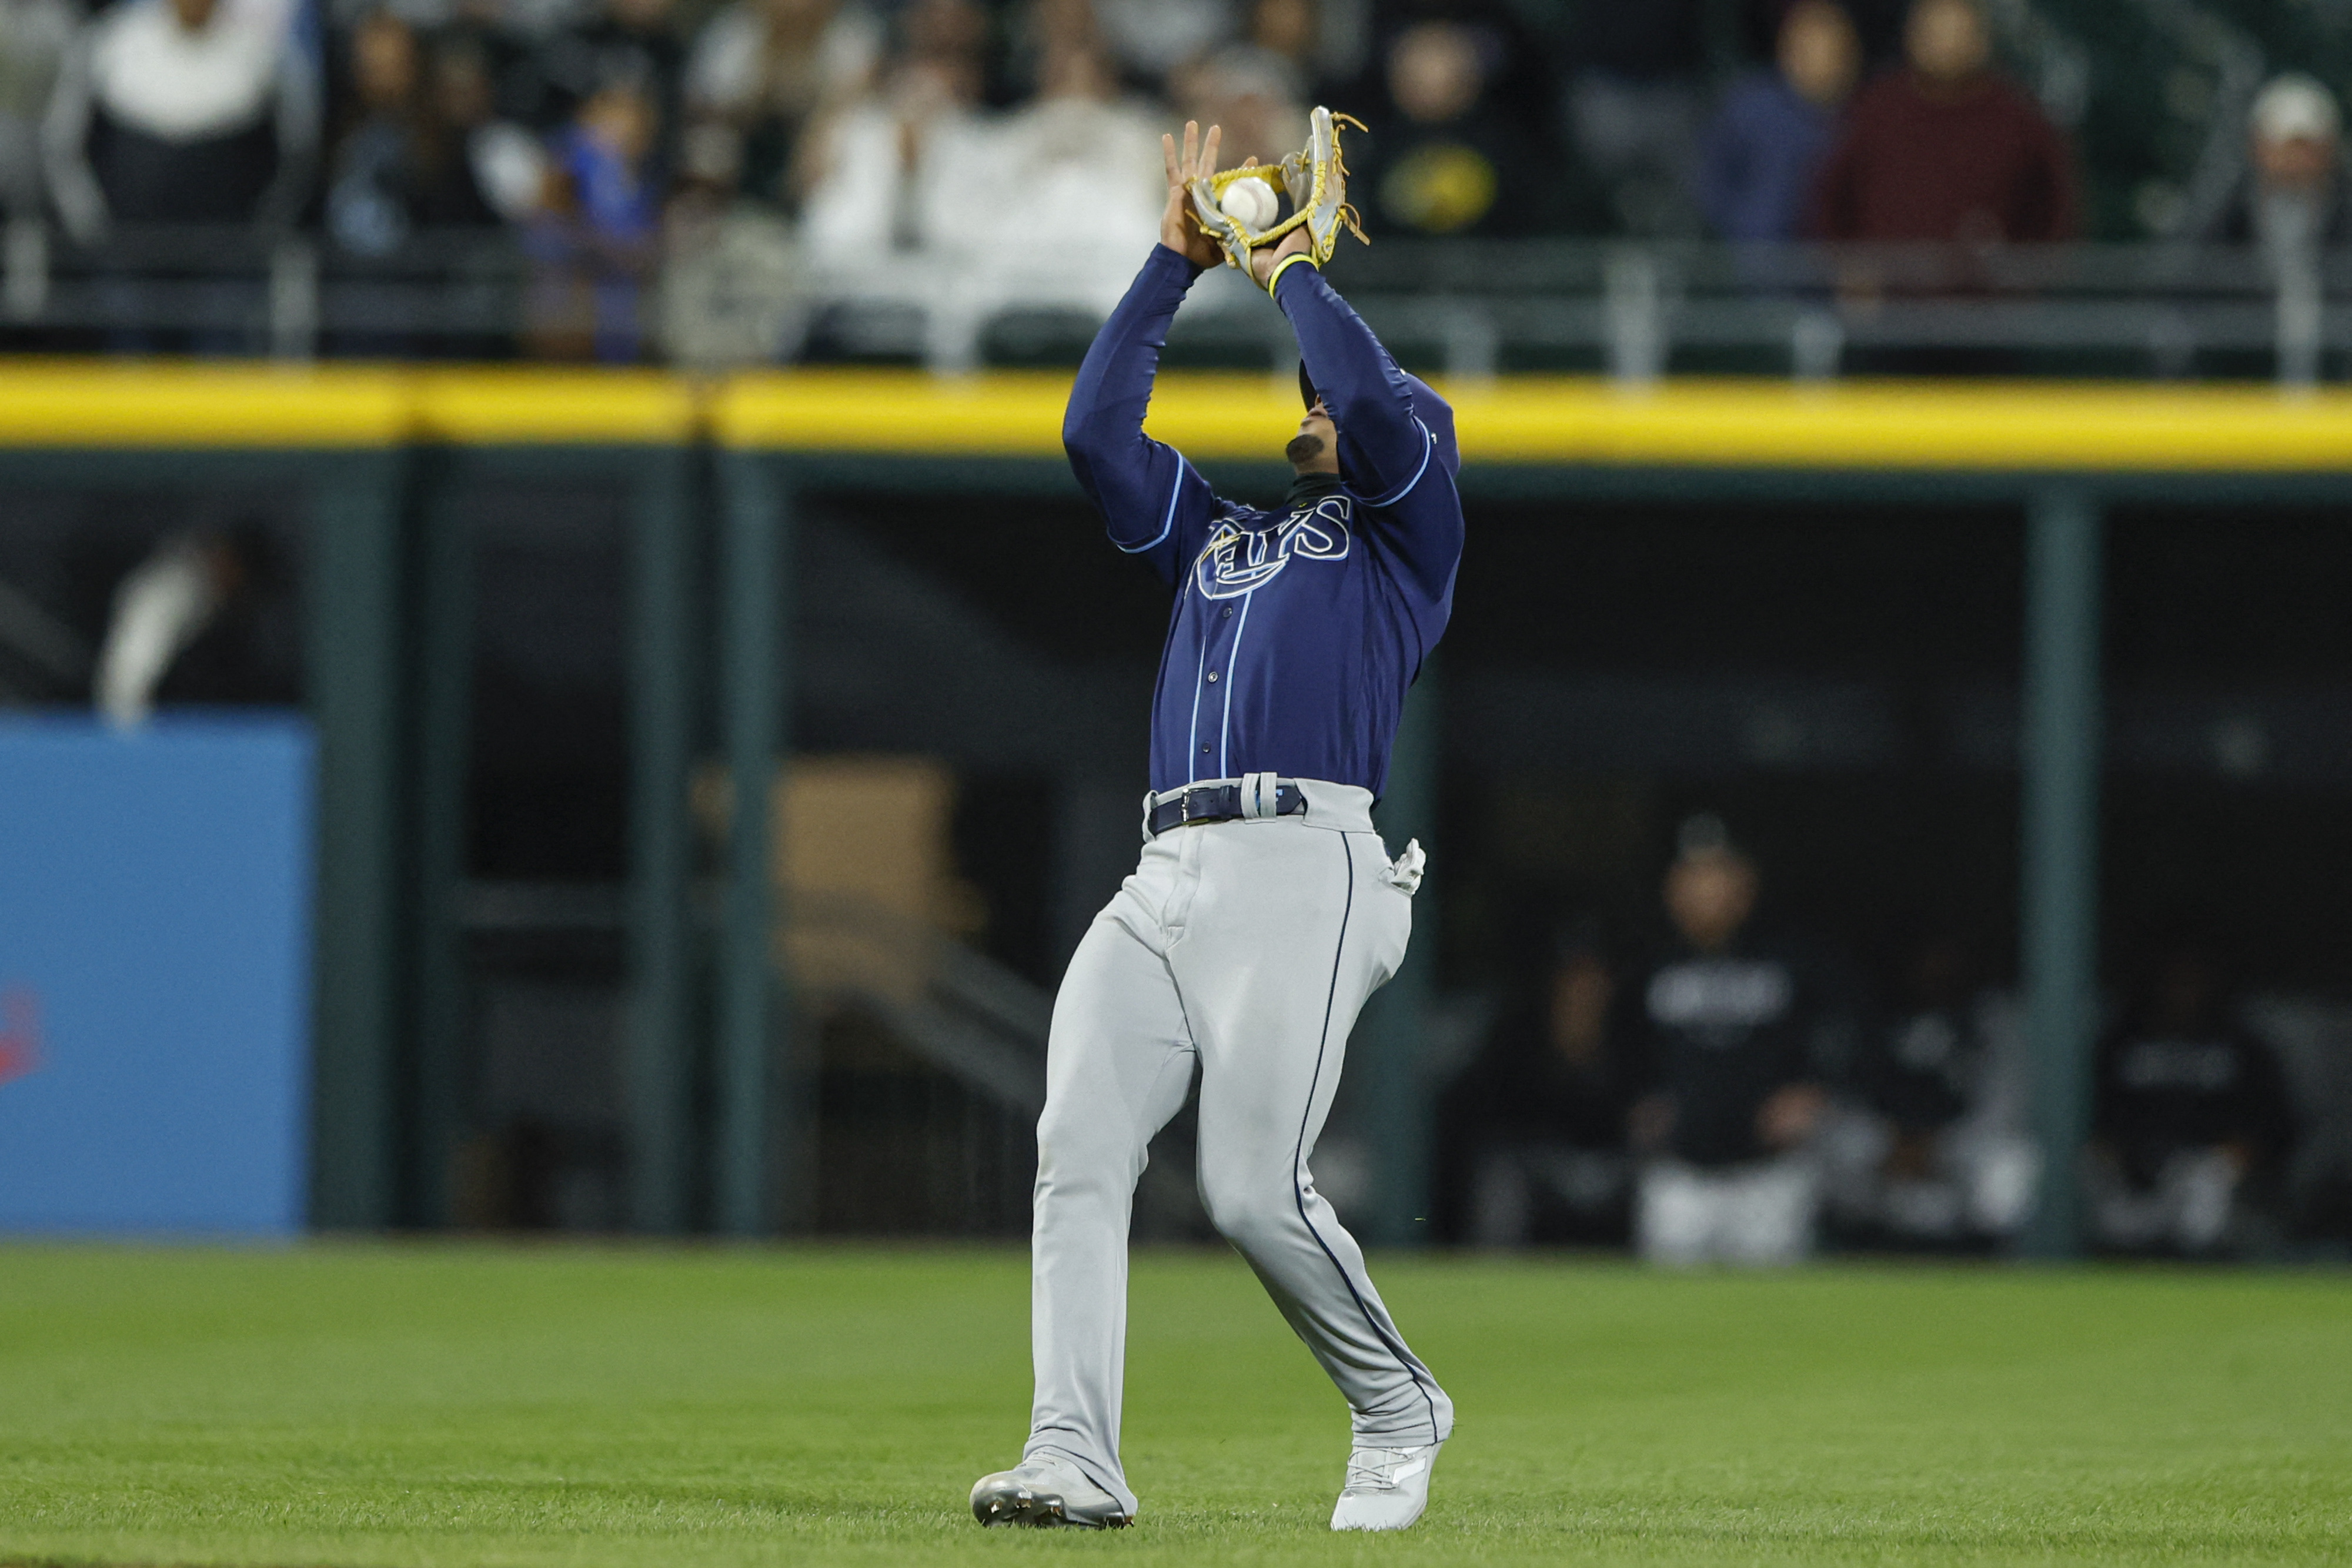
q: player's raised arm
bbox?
[1247,157,1446,510]
[1062,122,1225,579]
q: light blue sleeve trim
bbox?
[1351,422,1435,510]
[1114,455,1190,554]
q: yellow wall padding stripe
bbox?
[1445,379,2352,472]
[712,369,1075,456]
[0,361,696,447]
[0,362,411,447]
[720,370,2352,471]
[411,367,699,444]
[7,361,2352,470]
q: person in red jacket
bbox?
[1809,0,2076,248]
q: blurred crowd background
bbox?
[3,0,2352,367]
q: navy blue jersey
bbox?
[1063,244,1465,798]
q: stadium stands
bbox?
[0,0,2348,379]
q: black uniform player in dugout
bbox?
[1629,815,1842,1265]
[2088,937,2296,1255]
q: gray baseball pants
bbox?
[1021,778,1454,1516]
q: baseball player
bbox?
[1629,816,1836,1266]
[970,119,1463,1533]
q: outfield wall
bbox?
[6,363,2349,1252]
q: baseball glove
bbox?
[1187,105,1369,276]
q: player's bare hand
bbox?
[1250,222,1312,288]
[1160,120,1224,270]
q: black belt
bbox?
[1147,779,1306,836]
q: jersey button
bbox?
[1200,744,1211,755]
[1222,607,1234,618]
[1206,671,1218,683]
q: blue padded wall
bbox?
[0,715,315,1234]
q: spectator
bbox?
[1844,932,2037,1243]
[44,0,320,245]
[1241,0,1314,86]
[2194,74,2351,255]
[1810,0,2076,247]
[1630,815,1835,1266]
[1170,0,1357,136]
[1564,0,1706,236]
[2089,939,2297,1257]
[510,0,688,181]
[1357,19,1541,238]
[1175,42,1300,172]
[683,0,881,210]
[797,0,990,266]
[0,0,75,219]
[1086,0,1232,88]
[326,11,429,255]
[419,31,543,228]
[524,66,661,359]
[325,18,525,353]
[1458,924,1638,1246]
[1696,0,1859,245]
[990,13,1162,297]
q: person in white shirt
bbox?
[681,0,879,206]
[0,0,76,219]
[989,23,1164,306]
[796,0,990,266]
[44,0,318,243]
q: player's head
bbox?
[1288,402,1341,475]
[1663,814,1758,952]
[1288,363,1340,474]
[1779,0,1859,108]
[1905,0,1990,87]
[2250,74,2340,192]
[1291,362,1463,485]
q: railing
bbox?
[2,223,2344,386]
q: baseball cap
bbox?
[2251,73,2340,145]
[1675,813,1739,860]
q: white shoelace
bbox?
[1344,1446,1425,1493]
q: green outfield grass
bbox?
[0,1243,2346,1567]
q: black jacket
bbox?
[1638,936,1835,1168]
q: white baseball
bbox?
[1219,179,1279,231]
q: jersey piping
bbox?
[1115,460,1190,556]
[1349,422,1435,510]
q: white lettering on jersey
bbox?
[1192,496,1352,600]
[2118,1039,2243,1093]
[1646,959,1795,1039]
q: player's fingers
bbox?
[1181,120,1198,179]
[1162,131,1181,189]
[1201,123,1222,179]
[1242,155,1258,168]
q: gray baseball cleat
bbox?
[969,1456,1133,1529]
[1329,1440,1443,1531]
